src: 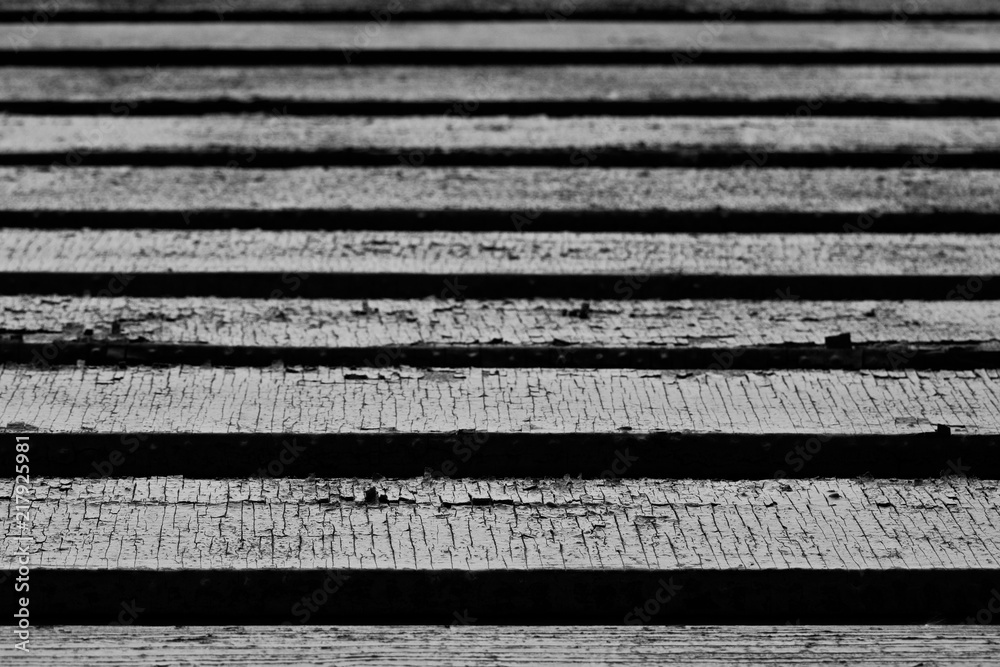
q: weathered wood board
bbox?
[4,22,1000,64]
[11,626,1000,666]
[5,168,996,222]
[2,116,998,167]
[3,366,999,435]
[4,0,999,20]
[2,477,999,622]
[1,228,997,298]
[3,0,999,644]
[4,166,997,233]
[6,297,1000,348]
[3,66,997,116]
[6,477,1000,570]
[3,296,999,369]
[16,229,998,274]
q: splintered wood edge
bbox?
[3,297,1000,370]
[7,297,1000,347]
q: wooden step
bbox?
[4,296,999,369]
[4,167,998,232]
[3,65,997,116]
[5,22,1000,65]
[1,229,997,299]
[14,626,1000,666]
[4,0,998,21]
[8,366,999,434]
[3,477,999,623]
[3,0,998,645]
[3,366,999,477]
[4,116,1000,167]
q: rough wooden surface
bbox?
[3,66,997,116]
[12,626,1000,666]
[3,366,1000,435]
[4,167,998,216]
[7,297,1000,348]
[3,296,999,369]
[4,116,999,167]
[3,478,1000,622]
[3,477,999,570]
[6,22,998,56]
[3,0,998,19]
[2,229,997,275]
[4,22,999,67]
[3,229,997,298]
[3,0,998,638]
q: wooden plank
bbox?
[2,66,997,116]
[1,229,997,299]
[2,167,998,233]
[4,366,1000,435]
[9,297,1000,348]
[8,20,1000,53]
[6,365,999,478]
[4,22,1000,65]
[4,296,1000,370]
[2,477,999,622]
[6,476,1000,570]
[15,626,1000,666]
[4,116,1000,168]
[3,0,999,20]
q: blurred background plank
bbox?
[2,168,998,232]
[3,0,998,20]
[4,22,1000,65]
[2,116,999,167]
[3,66,997,116]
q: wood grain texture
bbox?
[7,21,999,52]
[2,478,999,622]
[4,22,999,64]
[4,476,1000,571]
[3,116,999,167]
[13,626,1000,666]
[4,0,999,19]
[3,366,1000,435]
[3,66,997,116]
[4,296,1000,370]
[3,229,997,298]
[1,228,996,274]
[8,296,1000,348]
[3,167,998,217]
